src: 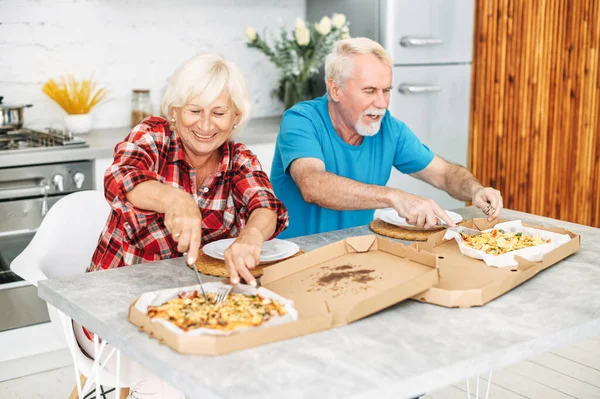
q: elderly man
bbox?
[270,37,503,238]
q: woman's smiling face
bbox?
[173,90,239,166]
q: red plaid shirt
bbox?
[88,117,288,272]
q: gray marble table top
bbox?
[38,207,600,399]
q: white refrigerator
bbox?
[307,0,475,210]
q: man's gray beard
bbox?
[355,120,382,136]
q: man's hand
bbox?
[223,227,263,287]
[472,187,503,220]
[163,189,203,265]
[390,191,457,229]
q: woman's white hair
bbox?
[324,37,393,95]
[161,53,251,133]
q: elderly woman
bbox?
[88,53,288,285]
[75,54,289,399]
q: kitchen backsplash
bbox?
[1,0,305,129]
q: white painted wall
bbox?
[0,0,305,130]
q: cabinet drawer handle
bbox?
[398,84,442,94]
[399,36,444,47]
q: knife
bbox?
[436,217,483,235]
[184,253,209,301]
[446,226,483,236]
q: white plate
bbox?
[203,238,300,262]
[379,208,463,231]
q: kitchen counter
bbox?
[0,116,282,169]
[38,207,600,399]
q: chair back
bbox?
[11,190,110,284]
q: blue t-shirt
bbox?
[270,96,434,238]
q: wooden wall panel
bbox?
[469,0,600,226]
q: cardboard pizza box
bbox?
[411,218,581,308]
[128,235,439,355]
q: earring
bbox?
[233,124,238,129]
[170,117,176,123]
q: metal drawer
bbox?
[383,0,475,64]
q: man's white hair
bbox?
[161,53,251,133]
[324,37,393,96]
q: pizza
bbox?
[147,290,287,332]
[460,229,550,255]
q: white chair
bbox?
[10,190,130,398]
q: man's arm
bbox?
[410,155,503,219]
[410,155,483,201]
[289,157,456,226]
[289,157,395,210]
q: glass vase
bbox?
[281,76,319,110]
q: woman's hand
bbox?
[163,189,203,265]
[223,227,264,286]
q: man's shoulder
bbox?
[381,112,408,133]
[282,96,327,122]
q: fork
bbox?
[214,284,232,304]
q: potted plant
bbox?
[245,14,350,110]
[42,75,108,134]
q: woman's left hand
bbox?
[223,228,264,286]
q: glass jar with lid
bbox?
[131,89,152,127]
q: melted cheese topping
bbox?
[461,229,550,255]
[147,291,287,332]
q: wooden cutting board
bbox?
[189,248,304,278]
[369,218,443,241]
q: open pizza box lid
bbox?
[128,235,439,355]
[410,218,580,308]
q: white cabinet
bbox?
[391,64,471,166]
[386,0,475,65]
[388,64,471,210]
[245,142,276,177]
[94,157,112,192]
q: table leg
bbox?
[465,370,493,399]
[93,334,100,398]
[91,334,120,398]
[115,348,121,397]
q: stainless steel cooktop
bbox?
[0,127,88,154]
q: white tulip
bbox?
[341,31,351,40]
[295,18,307,31]
[332,13,346,29]
[315,16,332,35]
[295,26,310,46]
[244,26,257,42]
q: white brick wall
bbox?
[0,0,305,129]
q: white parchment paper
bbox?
[134,282,298,336]
[443,220,572,267]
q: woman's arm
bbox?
[223,208,278,286]
[224,145,289,285]
[127,181,203,264]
